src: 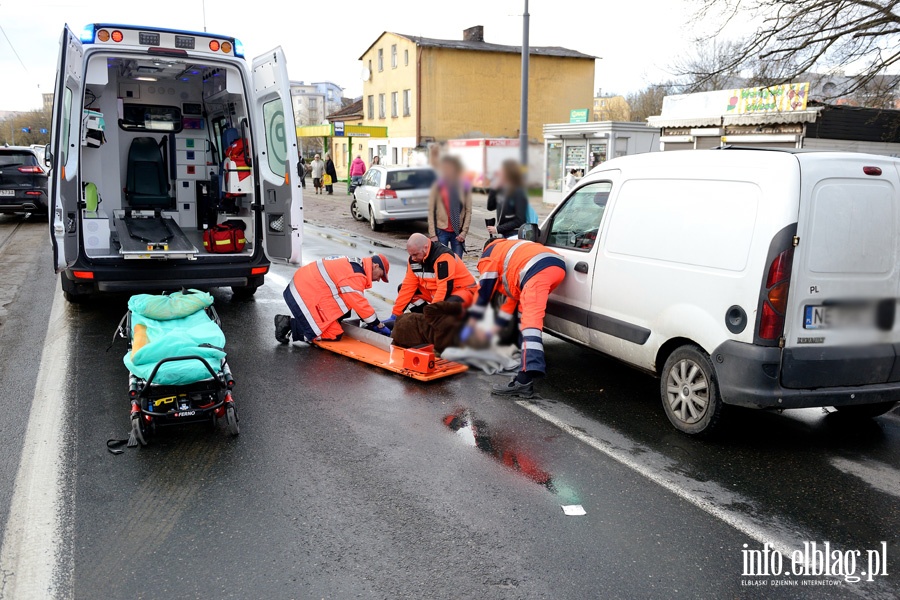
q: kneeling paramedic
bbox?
[275,254,391,343]
[386,233,476,326]
[469,239,566,397]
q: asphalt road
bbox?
[0,214,898,599]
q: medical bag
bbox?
[203,222,246,253]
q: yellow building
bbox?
[357,26,595,166]
[592,94,631,122]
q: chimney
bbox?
[463,26,484,43]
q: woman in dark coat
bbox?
[486,159,529,239]
[324,153,338,195]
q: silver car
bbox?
[351,165,437,231]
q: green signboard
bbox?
[569,108,589,123]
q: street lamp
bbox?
[519,0,530,166]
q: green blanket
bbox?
[123,291,226,385]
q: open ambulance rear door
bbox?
[49,25,84,272]
[251,47,302,265]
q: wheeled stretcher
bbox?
[117,290,238,445]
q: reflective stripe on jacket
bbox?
[392,241,476,316]
[290,256,377,330]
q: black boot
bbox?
[491,376,534,398]
[274,315,292,344]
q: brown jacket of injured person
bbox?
[391,301,490,353]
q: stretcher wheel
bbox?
[225,406,240,436]
[131,416,148,446]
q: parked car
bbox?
[351,165,437,231]
[527,147,900,435]
[0,146,49,215]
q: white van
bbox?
[532,148,900,434]
[49,24,303,302]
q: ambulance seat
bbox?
[125,137,172,210]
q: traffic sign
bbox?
[40,128,48,134]
[334,121,345,137]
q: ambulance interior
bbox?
[80,53,256,259]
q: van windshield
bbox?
[387,169,436,191]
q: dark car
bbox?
[0,147,49,215]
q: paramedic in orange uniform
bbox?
[275,254,391,343]
[469,239,566,397]
[386,233,476,323]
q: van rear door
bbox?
[49,26,84,272]
[251,47,302,264]
[781,155,900,388]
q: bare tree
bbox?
[673,40,747,92]
[690,0,900,100]
[627,83,680,122]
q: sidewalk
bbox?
[301,181,555,266]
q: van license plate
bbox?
[0,190,14,196]
[804,304,872,329]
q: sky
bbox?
[0,0,701,111]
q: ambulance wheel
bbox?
[369,208,383,232]
[660,345,724,436]
[226,406,240,436]
[231,285,258,300]
[833,401,898,418]
[350,198,365,221]
[60,274,90,304]
[131,417,148,446]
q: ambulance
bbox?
[48,24,303,302]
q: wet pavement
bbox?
[0,215,898,599]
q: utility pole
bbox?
[519,0,530,166]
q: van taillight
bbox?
[759,248,794,340]
[375,189,397,199]
[17,166,42,173]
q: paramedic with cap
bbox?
[385,233,477,325]
[275,254,391,344]
[468,239,566,397]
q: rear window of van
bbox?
[606,179,760,271]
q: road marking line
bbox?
[830,457,900,499]
[0,288,70,599]
[516,400,798,558]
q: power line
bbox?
[0,22,29,75]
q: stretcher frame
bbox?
[312,320,468,381]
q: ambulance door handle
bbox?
[574,261,589,274]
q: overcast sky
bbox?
[0,0,701,111]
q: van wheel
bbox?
[231,285,258,300]
[833,401,898,419]
[369,208,383,232]
[660,345,724,435]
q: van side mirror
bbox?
[518,223,540,241]
[43,144,53,169]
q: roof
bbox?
[326,98,363,122]
[358,31,595,60]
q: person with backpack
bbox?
[486,159,531,239]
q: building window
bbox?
[404,49,409,66]
[308,97,317,109]
[403,89,411,116]
[327,89,333,100]
[391,44,398,68]
[377,48,383,72]
[367,95,374,120]
[392,147,398,164]
[378,94,386,119]
[391,92,398,118]
[368,60,372,75]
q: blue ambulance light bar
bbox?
[79,23,243,57]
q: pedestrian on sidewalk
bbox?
[565,169,578,191]
[370,155,381,168]
[325,153,337,195]
[298,158,307,189]
[350,155,367,191]
[310,154,325,195]
[486,159,529,239]
[427,154,471,258]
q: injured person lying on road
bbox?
[390,300,491,353]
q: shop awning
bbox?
[646,116,722,128]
